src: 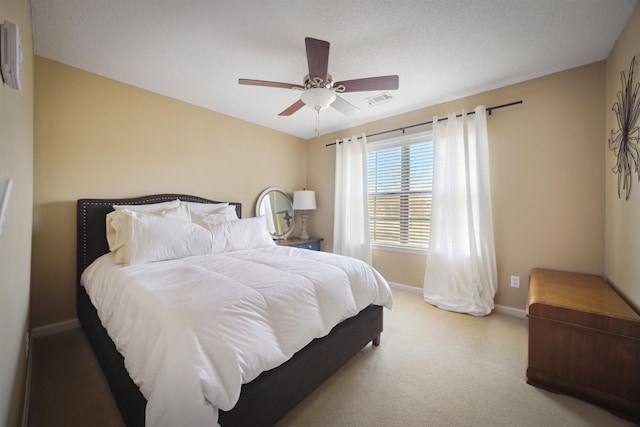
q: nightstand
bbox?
[276,237,323,251]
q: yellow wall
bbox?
[0,0,33,425]
[15,4,639,426]
[605,4,640,310]
[31,57,306,328]
[306,61,606,310]
[30,5,639,328]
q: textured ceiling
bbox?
[31,0,638,139]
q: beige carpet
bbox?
[27,289,636,427]
[27,324,125,427]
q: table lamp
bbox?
[293,190,316,239]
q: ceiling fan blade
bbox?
[305,37,330,82]
[278,99,306,116]
[239,79,304,90]
[331,94,360,116]
[335,75,399,93]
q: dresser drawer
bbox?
[291,241,321,251]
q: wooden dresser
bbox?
[526,268,640,421]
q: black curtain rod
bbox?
[325,100,522,147]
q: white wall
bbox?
[0,0,33,425]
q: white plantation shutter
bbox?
[367,131,433,251]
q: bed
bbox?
[76,194,392,427]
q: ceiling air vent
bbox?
[366,92,393,107]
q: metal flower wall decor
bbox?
[609,56,640,200]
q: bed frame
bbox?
[76,194,384,427]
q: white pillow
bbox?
[127,213,213,265]
[208,216,275,253]
[191,205,239,227]
[106,205,191,264]
[180,200,230,215]
[107,199,183,260]
[113,199,180,212]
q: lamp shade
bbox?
[293,190,317,210]
[300,88,336,111]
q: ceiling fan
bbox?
[238,37,399,118]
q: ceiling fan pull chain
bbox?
[315,107,321,136]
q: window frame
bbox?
[366,130,433,255]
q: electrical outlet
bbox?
[510,275,520,288]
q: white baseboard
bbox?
[494,304,527,319]
[388,281,526,318]
[21,332,33,427]
[31,318,80,339]
[388,281,422,294]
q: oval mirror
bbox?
[256,187,295,239]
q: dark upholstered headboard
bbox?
[76,194,242,286]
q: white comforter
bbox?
[81,246,393,427]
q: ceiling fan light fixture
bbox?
[301,87,336,111]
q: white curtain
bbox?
[423,106,497,316]
[333,134,372,264]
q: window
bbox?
[367,131,433,253]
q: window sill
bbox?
[371,243,428,256]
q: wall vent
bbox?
[366,92,393,107]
